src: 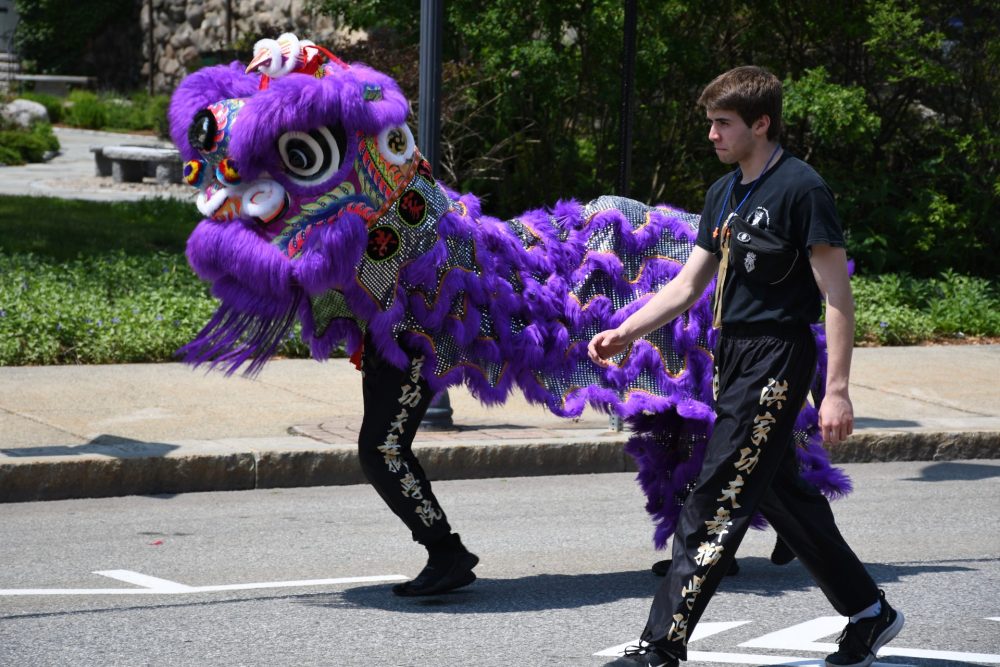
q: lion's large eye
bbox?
[377,124,415,166]
[277,125,347,184]
[188,109,218,152]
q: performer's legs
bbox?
[762,452,905,667]
[640,326,817,660]
[759,455,905,667]
[758,443,879,615]
[358,343,448,544]
[357,337,478,595]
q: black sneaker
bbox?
[392,533,479,597]
[651,558,739,576]
[825,591,904,667]
[604,642,678,666]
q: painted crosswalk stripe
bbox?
[0,570,408,595]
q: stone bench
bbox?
[13,74,96,96]
[91,145,183,185]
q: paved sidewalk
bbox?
[1,128,998,502]
[1,346,998,502]
[0,126,192,202]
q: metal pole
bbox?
[418,0,443,176]
[147,0,155,96]
[226,0,233,48]
[616,0,637,198]
[608,0,638,434]
[418,0,454,430]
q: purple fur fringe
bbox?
[169,53,854,550]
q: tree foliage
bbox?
[288,3,993,276]
[13,0,142,89]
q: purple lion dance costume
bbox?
[169,34,851,549]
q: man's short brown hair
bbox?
[698,66,783,141]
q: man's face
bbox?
[706,109,753,165]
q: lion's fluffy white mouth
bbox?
[196,179,287,223]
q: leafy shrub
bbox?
[0,251,311,366]
[0,145,20,164]
[16,91,64,124]
[852,272,1000,344]
[100,92,163,132]
[1,249,996,366]
[854,301,935,345]
[148,94,172,139]
[926,270,1000,336]
[0,120,60,164]
[53,91,172,134]
[0,194,994,366]
[62,90,107,129]
[99,96,138,131]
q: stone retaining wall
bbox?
[141,0,359,94]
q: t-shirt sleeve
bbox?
[696,185,723,256]
[797,184,845,249]
[695,201,716,253]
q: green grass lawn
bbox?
[0,195,199,259]
[0,195,310,365]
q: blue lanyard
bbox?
[714,144,782,231]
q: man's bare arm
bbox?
[810,244,855,444]
[588,246,718,366]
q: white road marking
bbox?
[684,651,906,666]
[0,570,407,595]
[742,615,1000,664]
[598,614,1000,665]
[594,621,750,656]
[95,570,196,592]
[597,647,904,666]
[740,616,844,652]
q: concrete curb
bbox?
[2,431,997,504]
[830,430,1000,463]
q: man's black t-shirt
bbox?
[696,153,844,326]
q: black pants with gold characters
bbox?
[357,336,453,547]
[642,323,880,660]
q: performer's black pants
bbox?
[643,323,879,659]
[357,336,453,546]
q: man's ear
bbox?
[752,114,771,137]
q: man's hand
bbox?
[818,391,854,445]
[588,329,630,367]
[585,246,719,370]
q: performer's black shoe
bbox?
[604,642,678,666]
[392,533,479,597]
[825,591,904,667]
[770,535,797,565]
[651,558,739,577]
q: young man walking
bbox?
[589,66,903,667]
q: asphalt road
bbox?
[1,461,998,667]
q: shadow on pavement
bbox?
[855,418,922,429]
[902,460,1000,483]
[1,434,179,459]
[297,558,973,614]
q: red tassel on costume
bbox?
[350,342,364,371]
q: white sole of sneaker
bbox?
[871,609,905,655]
